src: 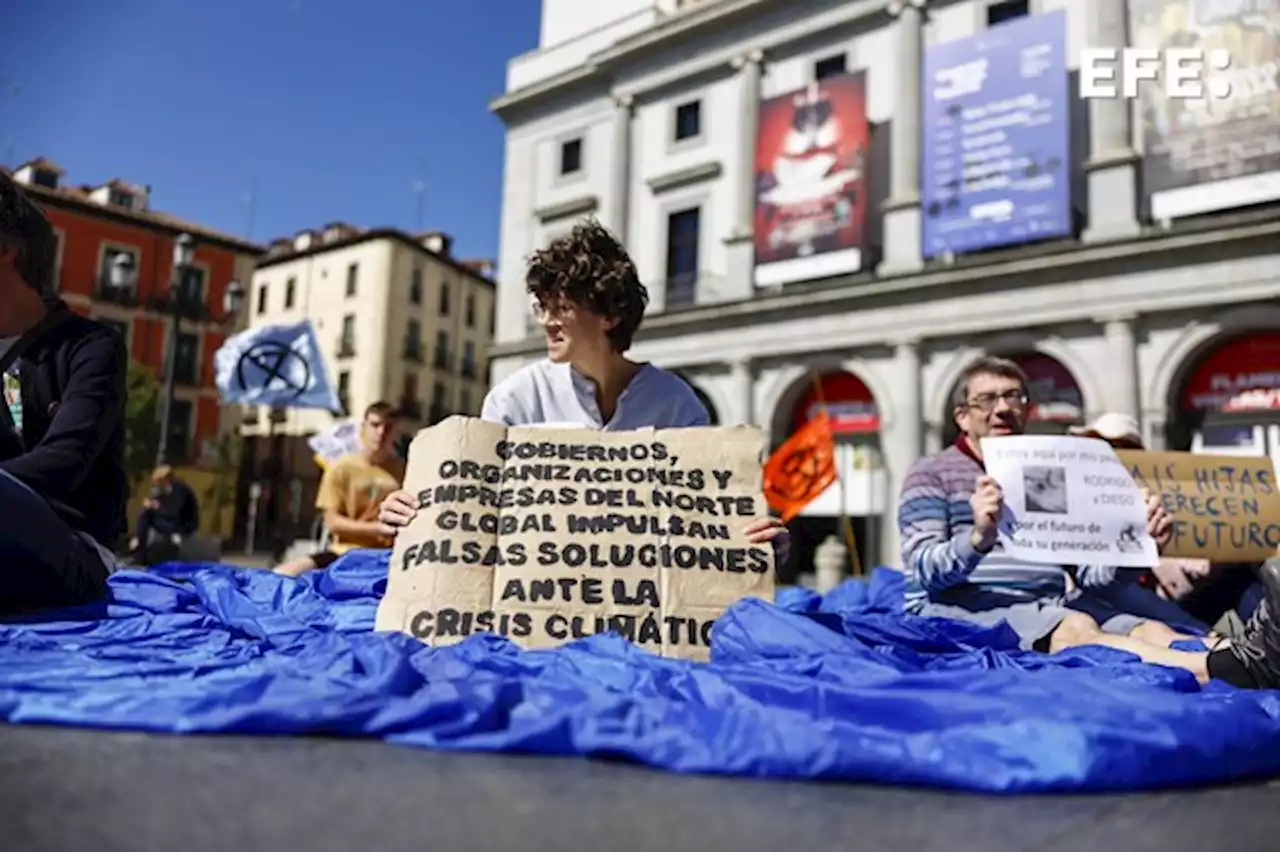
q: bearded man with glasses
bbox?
[896,355,1280,690]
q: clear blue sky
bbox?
[3,0,540,261]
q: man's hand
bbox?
[376,490,419,538]
[969,475,1003,553]
[744,516,791,566]
[1142,488,1173,552]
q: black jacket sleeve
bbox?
[177,482,200,535]
[0,328,126,501]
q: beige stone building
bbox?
[242,224,496,439]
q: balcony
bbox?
[433,347,453,370]
[149,292,213,322]
[399,397,423,420]
[336,336,356,359]
[336,394,350,416]
[428,402,448,424]
[93,277,139,308]
[460,359,477,381]
[403,339,424,363]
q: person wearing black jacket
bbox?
[0,171,128,613]
[129,465,199,561]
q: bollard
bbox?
[813,534,847,594]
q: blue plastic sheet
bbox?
[1,550,1279,793]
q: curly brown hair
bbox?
[526,219,648,352]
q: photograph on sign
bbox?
[921,9,1072,259]
[375,417,776,662]
[980,435,1158,567]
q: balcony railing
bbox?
[149,292,213,322]
[399,398,423,420]
[433,347,453,370]
[403,339,424,363]
[428,402,448,424]
[336,336,356,359]
[460,359,477,380]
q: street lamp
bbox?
[155,233,198,468]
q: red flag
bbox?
[763,411,837,523]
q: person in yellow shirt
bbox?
[274,401,405,578]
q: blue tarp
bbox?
[1,550,1278,793]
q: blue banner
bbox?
[214,320,341,412]
[921,10,1071,259]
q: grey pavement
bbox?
[1,725,1275,852]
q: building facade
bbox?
[11,156,262,465]
[240,226,497,545]
[488,0,1280,572]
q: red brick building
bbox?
[11,157,264,464]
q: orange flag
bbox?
[763,410,837,523]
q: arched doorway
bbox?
[941,351,1084,445]
[1168,332,1280,466]
[773,370,887,583]
[676,373,720,425]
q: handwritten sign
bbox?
[1117,450,1280,562]
[981,435,1158,567]
[374,417,776,661]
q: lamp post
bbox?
[154,233,198,468]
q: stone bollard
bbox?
[813,534,848,594]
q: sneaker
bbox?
[1227,558,1280,689]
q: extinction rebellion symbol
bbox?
[235,341,312,400]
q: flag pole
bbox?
[808,371,863,576]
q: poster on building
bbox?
[921,9,1072,259]
[752,71,868,288]
[375,417,776,662]
[1130,0,1280,221]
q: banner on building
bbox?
[1130,0,1280,220]
[752,71,868,287]
[921,9,1072,258]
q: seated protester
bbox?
[898,355,1280,688]
[1066,413,1215,637]
[0,172,127,612]
[274,401,404,578]
[377,219,789,559]
[128,465,199,561]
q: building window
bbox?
[339,314,356,357]
[285,277,296,309]
[178,266,207,311]
[51,230,64,292]
[460,388,472,414]
[256,283,268,315]
[987,0,1028,26]
[461,340,477,379]
[434,330,451,369]
[400,374,421,419]
[465,293,476,327]
[674,100,701,141]
[405,318,423,361]
[815,53,847,80]
[97,246,139,303]
[337,370,351,412]
[108,189,133,208]
[410,268,423,305]
[664,207,700,308]
[560,138,582,175]
[430,381,447,422]
[168,400,193,463]
[345,263,358,297]
[171,332,199,384]
[439,280,451,316]
[32,169,58,189]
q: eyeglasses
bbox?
[965,390,1028,412]
[531,301,573,322]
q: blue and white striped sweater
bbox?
[897,444,1070,611]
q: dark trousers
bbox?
[0,468,109,614]
[134,507,180,541]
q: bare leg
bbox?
[1051,613,1210,683]
[273,556,317,578]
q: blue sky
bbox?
[4,0,540,261]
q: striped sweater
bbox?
[897,443,1068,611]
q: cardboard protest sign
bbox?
[981,435,1158,567]
[1117,450,1280,562]
[374,417,777,661]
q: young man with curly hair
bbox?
[377,220,789,557]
